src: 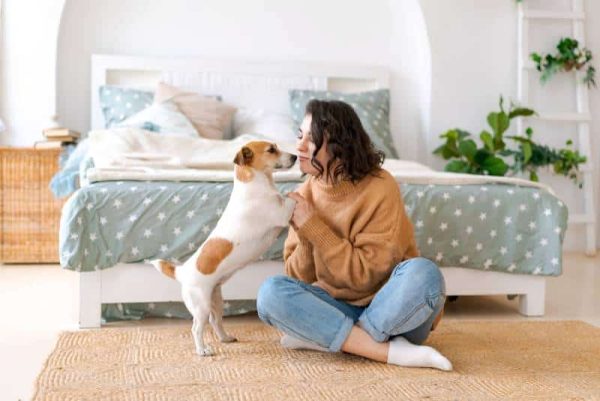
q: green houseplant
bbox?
[531,37,596,89]
[433,96,587,187]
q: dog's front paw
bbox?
[196,346,215,356]
[219,335,238,343]
[284,197,296,219]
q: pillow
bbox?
[154,82,237,140]
[233,108,298,143]
[115,100,198,138]
[288,89,398,158]
[99,85,154,128]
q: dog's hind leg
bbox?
[209,284,237,343]
[185,288,214,356]
[192,310,213,356]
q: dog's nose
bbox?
[290,155,298,163]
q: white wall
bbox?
[420,0,600,252]
[55,0,390,139]
[54,0,432,163]
[0,0,65,145]
[0,0,598,251]
[421,0,518,169]
[580,0,600,253]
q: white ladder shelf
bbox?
[517,0,597,256]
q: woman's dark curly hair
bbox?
[305,99,385,184]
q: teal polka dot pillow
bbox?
[289,89,398,158]
[99,85,154,128]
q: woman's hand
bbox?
[287,192,314,229]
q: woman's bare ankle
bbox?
[341,325,389,363]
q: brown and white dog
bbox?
[151,141,297,356]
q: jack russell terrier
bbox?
[151,141,297,356]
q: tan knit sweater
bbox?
[284,169,420,306]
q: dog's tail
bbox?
[150,259,178,280]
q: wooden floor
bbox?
[1,251,599,401]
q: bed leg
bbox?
[517,278,546,317]
[79,271,102,328]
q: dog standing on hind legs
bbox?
[151,141,297,356]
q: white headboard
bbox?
[90,55,390,130]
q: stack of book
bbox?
[34,128,80,149]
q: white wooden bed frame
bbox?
[77,55,546,328]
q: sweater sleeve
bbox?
[296,189,405,293]
[284,225,317,283]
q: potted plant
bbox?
[531,37,596,88]
[433,96,587,187]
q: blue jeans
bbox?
[257,257,446,352]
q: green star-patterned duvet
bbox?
[60,179,567,275]
[59,179,567,321]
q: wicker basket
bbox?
[0,147,65,263]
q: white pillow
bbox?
[233,108,298,143]
[116,100,198,138]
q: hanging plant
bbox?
[531,37,596,88]
[433,96,587,187]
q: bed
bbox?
[61,55,568,328]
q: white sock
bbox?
[280,334,329,352]
[387,336,452,371]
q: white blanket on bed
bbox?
[88,128,292,170]
[86,128,555,194]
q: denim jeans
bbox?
[257,257,446,352]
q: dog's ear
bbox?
[233,146,254,166]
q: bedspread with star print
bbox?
[60,180,567,276]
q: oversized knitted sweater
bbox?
[284,169,420,306]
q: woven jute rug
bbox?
[33,320,600,401]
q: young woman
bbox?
[257,99,451,371]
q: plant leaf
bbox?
[493,136,506,152]
[439,129,458,141]
[458,139,477,162]
[474,149,492,166]
[482,156,508,176]
[522,142,532,163]
[508,107,535,119]
[434,130,463,159]
[525,127,533,138]
[480,131,494,152]
[487,111,510,138]
[444,160,469,173]
[455,129,471,141]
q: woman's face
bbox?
[297,114,332,178]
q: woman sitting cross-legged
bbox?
[256,99,451,371]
